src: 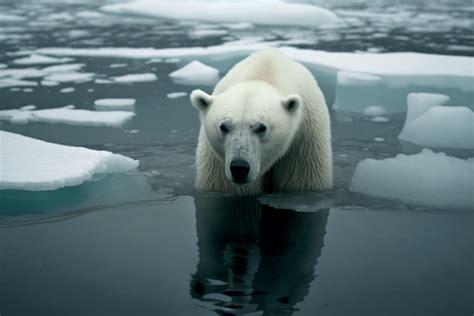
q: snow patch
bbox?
[350,149,473,209]
[0,131,138,191]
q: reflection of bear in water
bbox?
[190,196,329,315]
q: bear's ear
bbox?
[190,89,214,111]
[281,94,302,113]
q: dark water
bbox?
[0,0,473,315]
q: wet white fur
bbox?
[191,49,332,195]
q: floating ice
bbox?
[0,106,134,128]
[20,105,36,111]
[13,54,73,65]
[166,92,188,99]
[0,13,26,23]
[370,116,389,123]
[34,42,273,60]
[34,45,473,84]
[44,72,94,83]
[42,63,85,73]
[0,68,46,79]
[0,79,38,88]
[0,131,138,191]
[112,73,157,83]
[59,87,75,93]
[94,98,136,111]
[41,80,59,86]
[76,11,105,19]
[0,63,7,69]
[399,93,474,149]
[101,1,341,27]
[363,106,387,117]
[223,22,254,30]
[31,46,474,111]
[189,29,228,39]
[280,47,474,89]
[350,149,474,209]
[333,71,384,113]
[109,63,127,68]
[169,61,219,85]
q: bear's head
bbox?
[191,80,303,185]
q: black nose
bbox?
[230,160,250,183]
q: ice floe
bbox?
[94,98,136,111]
[363,106,386,117]
[188,29,228,39]
[0,131,138,191]
[0,13,26,23]
[350,149,473,209]
[59,87,75,93]
[101,1,341,27]
[43,72,94,83]
[166,92,188,99]
[42,63,85,73]
[0,79,38,88]
[0,106,134,128]
[33,42,273,60]
[0,63,91,88]
[399,93,474,149]
[13,54,73,65]
[169,61,219,85]
[112,73,157,83]
[30,45,474,111]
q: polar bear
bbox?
[190,49,332,195]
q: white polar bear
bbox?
[190,49,332,195]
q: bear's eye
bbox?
[219,123,229,134]
[255,124,267,134]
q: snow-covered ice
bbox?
[169,61,219,85]
[94,98,136,111]
[0,131,138,191]
[13,54,73,65]
[112,73,157,83]
[166,92,188,99]
[101,1,341,27]
[350,149,473,209]
[0,106,134,128]
[399,93,474,149]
